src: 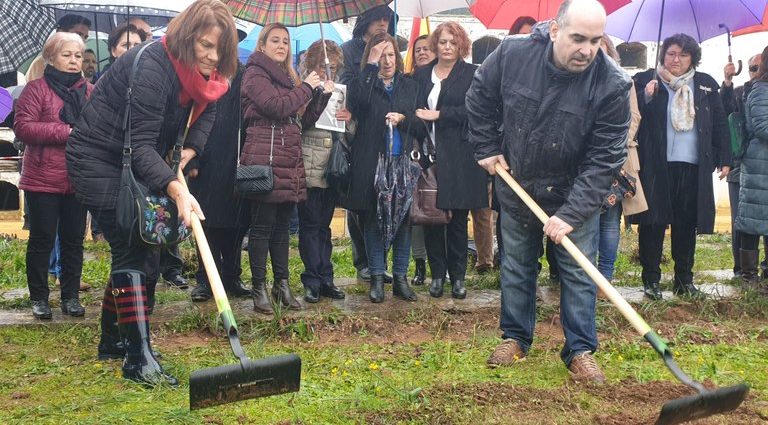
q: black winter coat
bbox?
[466,23,631,229]
[187,65,249,229]
[737,81,768,235]
[345,65,421,212]
[631,69,731,234]
[412,60,488,210]
[66,42,216,209]
[720,80,754,183]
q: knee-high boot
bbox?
[97,278,123,360]
[112,271,177,386]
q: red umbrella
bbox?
[734,6,768,36]
[470,0,631,30]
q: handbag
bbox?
[116,42,190,247]
[324,131,351,191]
[409,130,452,225]
[601,168,637,212]
[234,102,274,197]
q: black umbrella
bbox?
[0,1,56,74]
[375,122,420,249]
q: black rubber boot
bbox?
[98,279,123,360]
[145,276,157,315]
[369,275,385,303]
[112,271,177,387]
[393,274,417,302]
[411,258,426,286]
[252,280,273,314]
[643,281,662,301]
[271,279,303,310]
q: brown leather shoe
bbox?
[487,339,526,368]
[568,352,605,384]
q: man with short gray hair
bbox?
[466,0,631,383]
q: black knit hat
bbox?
[352,5,395,39]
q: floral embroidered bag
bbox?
[116,42,191,247]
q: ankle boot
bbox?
[393,274,417,302]
[643,281,662,300]
[673,276,703,298]
[429,278,445,298]
[451,279,467,299]
[740,249,760,291]
[112,271,177,387]
[271,279,303,310]
[411,259,426,286]
[369,274,385,303]
[252,280,273,314]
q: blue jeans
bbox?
[499,212,599,366]
[363,211,411,276]
[48,232,61,278]
[596,204,622,281]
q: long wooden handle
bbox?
[176,168,236,326]
[494,164,651,337]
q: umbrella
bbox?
[470,0,630,30]
[374,123,421,250]
[238,21,351,63]
[224,0,389,78]
[39,0,191,17]
[390,0,473,17]
[734,5,768,36]
[0,88,12,123]
[605,0,768,42]
[0,1,56,74]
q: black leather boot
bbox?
[393,274,417,302]
[673,276,703,298]
[320,281,345,299]
[369,275,385,303]
[190,280,213,302]
[272,279,303,310]
[451,279,467,299]
[31,299,52,320]
[429,278,445,298]
[225,278,252,298]
[740,249,761,291]
[112,271,177,387]
[252,280,273,314]
[61,298,85,316]
[411,259,426,286]
[304,286,320,303]
[643,281,662,301]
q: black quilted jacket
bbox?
[66,41,216,209]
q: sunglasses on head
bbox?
[749,65,759,73]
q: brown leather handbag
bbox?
[410,133,452,225]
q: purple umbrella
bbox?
[0,88,12,123]
[606,0,768,42]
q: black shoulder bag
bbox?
[116,42,191,247]
[234,103,275,197]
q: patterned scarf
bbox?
[658,65,696,132]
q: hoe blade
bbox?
[190,354,301,410]
[655,384,749,425]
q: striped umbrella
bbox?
[0,1,57,74]
[224,0,392,27]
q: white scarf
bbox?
[658,65,696,132]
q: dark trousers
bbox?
[248,201,293,282]
[159,244,183,279]
[298,188,336,290]
[94,208,157,278]
[25,191,87,301]
[729,181,768,273]
[424,209,470,280]
[638,162,698,286]
[195,226,248,287]
[347,210,368,271]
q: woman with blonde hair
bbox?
[16,32,93,321]
[241,23,330,313]
[297,39,353,303]
[67,0,238,386]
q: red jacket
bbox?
[15,77,93,194]
[241,51,326,204]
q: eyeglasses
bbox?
[749,65,759,73]
[665,51,691,60]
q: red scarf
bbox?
[161,36,229,125]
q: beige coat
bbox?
[622,83,648,216]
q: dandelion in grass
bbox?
[369,362,379,371]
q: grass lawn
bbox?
[1,231,767,424]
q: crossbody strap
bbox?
[121,41,155,168]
